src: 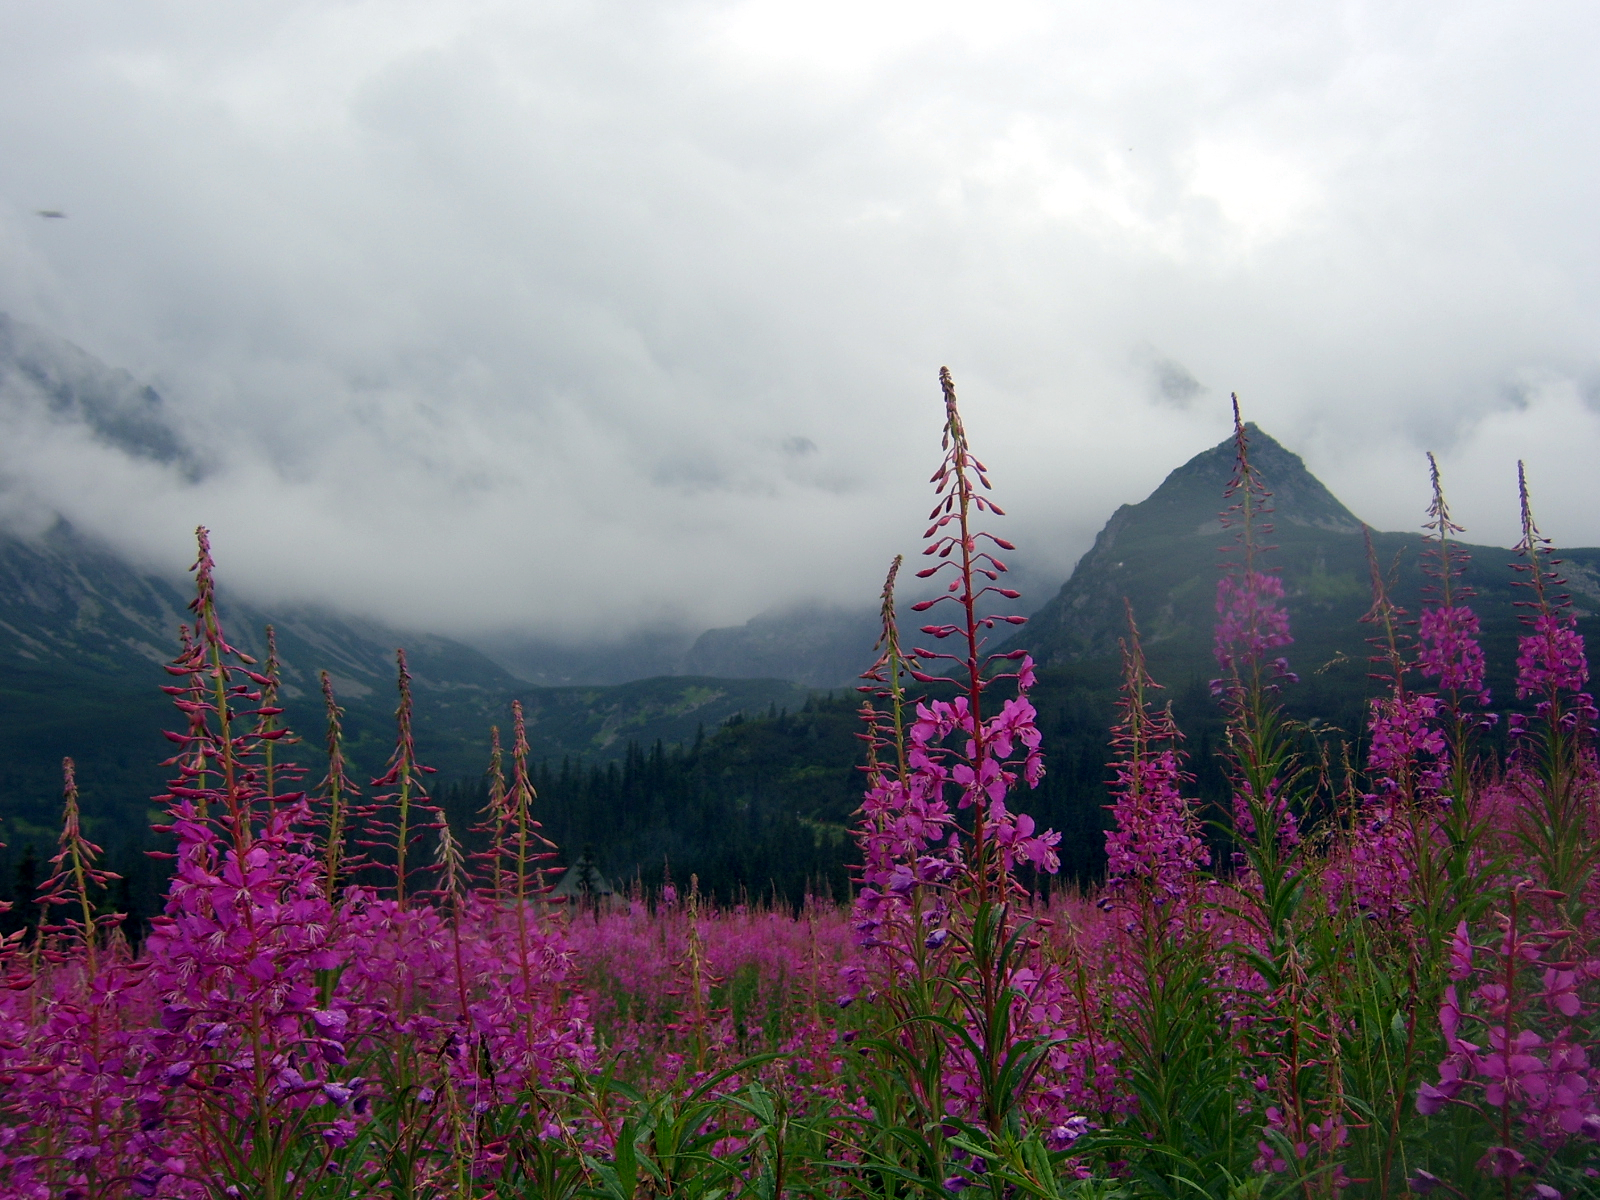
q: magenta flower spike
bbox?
[468,726,511,903]
[1511,463,1591,709]
[1506,464,1598,910]
[900,368,1056,898]
[1104,604,1208,907]
[34,758,124,974]
[253,625,303,801]
[363,648,441,908]
[1419,454,1491,711]
[1210,400,1304,895]
[847,369,1070,1142]
[315,670,359,902]
[1330,528,1448,921]
[134,528,355,1193]
[1212,399,1294,697]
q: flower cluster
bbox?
[0,529,600,1197]
[1419,606,1491,703]
[1213,570,1294,684]
[1104,614,1207,903]
[1517,612,1592,702]
[1366,691,1447,800]
[1419,909,1600,1169]
[906,693,1052,869]
[853,369,1058,956]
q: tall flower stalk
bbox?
[254,626,300,800]
[906,369,1050,901]
[137,528,349,1199]
[851,369,1059,1162]
[1210,403,1348,1193]
[1098,609,1248,1189]
[364,649,439,908]
[1346,528,1445,926]
[35,758,123,976]
[1412,456,1497,942]
[1105,602,1207,911]
[23,758,138,1199]
[316,670,358,904]
[471,726,511,905]
[1508,463,1598,916]
[1212,399,1306,950]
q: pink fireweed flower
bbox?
[1419,606,1490,704]
[1419,891,1600,1161]
[1213,571,1293,681]
[1351,520,1447,888]
[1366,692,1447,800]
[1450,921,1475,980]
[852,373,1057,932]
[849,371,1067,1140]
[1228,779,1300,851]
[1516,612,1590,701]
[1105,748,1207,897]
[1419,452,1491,709]
[1212,401,1295,696]
[1105,608,1208,902]
[1510,462,1594,721]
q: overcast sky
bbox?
[1,1,1598,641]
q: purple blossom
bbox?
[1106,613,1208,905]
[1105,749,1208,898]
[1366,693,1446,791]
[1418,605,1490,703]
[1213,571,1293,680]
[1517,612,1590,700]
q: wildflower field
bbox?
[4,371,1600,1199]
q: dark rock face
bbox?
[0,518,518,702]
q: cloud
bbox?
[0,0,1597,640]
[1132,343,1205,408]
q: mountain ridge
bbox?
[1019,424,1600,701]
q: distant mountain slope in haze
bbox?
[470,628,696,687]
[0,520,520,701]
[682,606,881,689]
[0,521,821,845]
[0,313,195,471]
[677,558,1063,689]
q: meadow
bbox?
[2,371,1597,1199]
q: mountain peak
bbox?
[1141,424,1364,537]
[1021,426,1365,665]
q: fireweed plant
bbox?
[847,369,1089,1197]
[4,378,1600,1197]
